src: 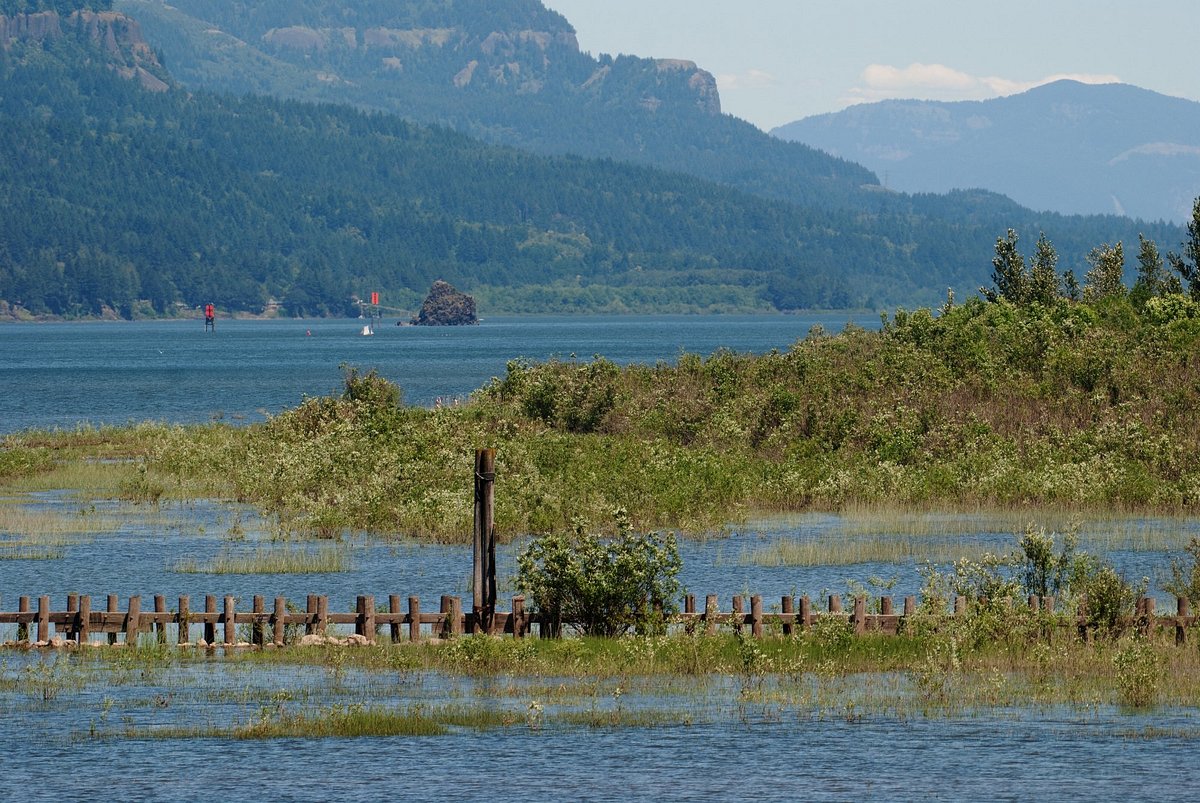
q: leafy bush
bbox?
[515,510,681,637]
[1113,641,1162,708]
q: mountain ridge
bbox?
[772,80,1200,223]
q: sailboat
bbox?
[361,321,374,336]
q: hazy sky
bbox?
[544,1,1198,131]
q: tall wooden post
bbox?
[472,448,497,634]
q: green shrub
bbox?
[516,510,681,637]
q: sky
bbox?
[543,1,1199,131]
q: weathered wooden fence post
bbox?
[1177,596,1189,646]
[154,595,167,645]
[107,595,119,645]
[78,595,91,645]
[472,448,497,635]
[512,595,525,638]
[363,594,376,643]
[178,596,189,646]
[223,595,236,645]
[316,596,329,635]
[799,595,812,630]
[781,596,794,637]
[204,595,217,645]
[273,596,287,646]
[252,595,265,646]
[408,596,421,642]
[750,595,763,638]
[705,595,719,636]
[389,595,402,643]
[731,595,744,634]
[66,594,78,642]
[853,595,866,636]
[17,596,29,642]
[37,595,50,644]
[125,596,140,646]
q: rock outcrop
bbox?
[410,280,478,326]
[1,9,168,91]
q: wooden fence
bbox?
[0,592,1195,648]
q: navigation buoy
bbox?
[204,303,215,332]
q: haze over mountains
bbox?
[0,1,1188,319]
[772,81,1200,224]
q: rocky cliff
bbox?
[1,9,168,91]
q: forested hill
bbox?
[0,15,936,318]
[0,6,1185,318]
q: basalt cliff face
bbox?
[116,0,719,117]
[1,9,168,91]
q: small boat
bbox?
[361,323,374,336]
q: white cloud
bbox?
[841,63,1121,107]
[716,68,776,91]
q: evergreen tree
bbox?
[1132,234,1179,302]
[983,229,1026,303]
[1029,232,1059,304]
[1083,242,1125,301]
[1167,197,1200,301]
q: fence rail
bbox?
[0,592,1194,648]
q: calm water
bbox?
[0,314,871,433]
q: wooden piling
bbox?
[389,595,402,643]
[440,595,452,638]
[78,595,91,645]
[705,595,718,636]
[853,595,866,636]
[223,595,236,645]
[450,596,463,637]
[799,595,811,630]
[204,595,217,645]
[512,595,525,639]
[306,595,317,635]
[472,448,497,635]
[66,594,78,642]
[953,595,966,616]
[273,596,287,646]
[750,595,763,638]
[37,595,50,643]
[1140,597,1155,639]
[125,596,140,647]
[177,596,189,645]
[363,595,376,643]
[828,594,842,614]
[17,596,29,642]
[731,595,744,634]
[408,596,421,642]
[252,595,265,646]
[107,595,118,645]
[1178,596,1189,646]
[316,596,329,635]
[781,596,794,637]
[154,595,167,645]
[903,596,915,617]
[881,596,893,616]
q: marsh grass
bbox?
[845,504,1197,547]
[173,545,351,574]
[738,536,996,567]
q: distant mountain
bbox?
[772,80,1200,223]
